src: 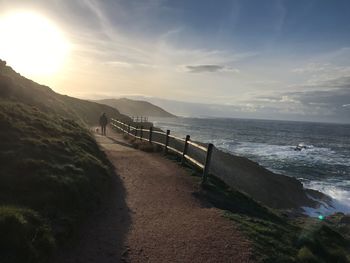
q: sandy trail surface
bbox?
[55,129,253,263]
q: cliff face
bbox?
[97,98,176,118]
[167,133,330,210]
[0,59,130,125]
[210,148,330,209]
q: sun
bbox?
[0,11,70,77]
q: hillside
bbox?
[0,60,125,262]
[97,98,176,118]
[0,100,116,263]
[0,59,130,125]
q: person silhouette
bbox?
[99,112,108,135]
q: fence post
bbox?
[149,126,153,143]
[202,143,214,185]
[128,124,130,134]
[134,126,138,137]
[140,126,143,140]
[164,130,170,154]
[181,135,190,165]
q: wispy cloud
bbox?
[103,60,157,69]
[104,61,132,68]
[292,63,331,74]
[1,0,349,122]
[292,59,350,88]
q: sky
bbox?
[0,0,350,123]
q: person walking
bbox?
[99,112,108,135]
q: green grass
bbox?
[0,100,114,262]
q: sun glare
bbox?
[0,11,70,77]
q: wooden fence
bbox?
[131,116,148,122]
[110,118,213,184]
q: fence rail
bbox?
[110,118,213,183]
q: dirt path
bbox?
[56,129,253,262]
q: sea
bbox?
[150,117,350,216]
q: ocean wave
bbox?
[214,139,350,168]
[152,118,350,215]
[302,180,350,216]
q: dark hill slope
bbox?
[0,60,130,125]
[0,59,126,262]
[0,101,115,263]
[97,98,176,118]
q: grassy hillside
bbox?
[0,59,130,125]
[0,100,114,262]
[97,98,176,118]
[0,60,124,262]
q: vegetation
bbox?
[0,59,133,262]
[0,100,114,262]
[201,175,350,263]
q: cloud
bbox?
[187,64,222,73]
[103,60,157,69]
[292,63,331,74]
[244,75,350,122]
[292,62,350,88]
[320,76,350,89]
[104,61,132,68]
[259,87,350,109]
[253,87,350,120]
[185,64,239,73]
[295,88,350,107]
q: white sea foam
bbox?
[216,139,350,216]
[302,180,350,216]
[214,140,349,168]
[152,118,350,217]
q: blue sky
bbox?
[0,0,349,122]
[91,0,350,52]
